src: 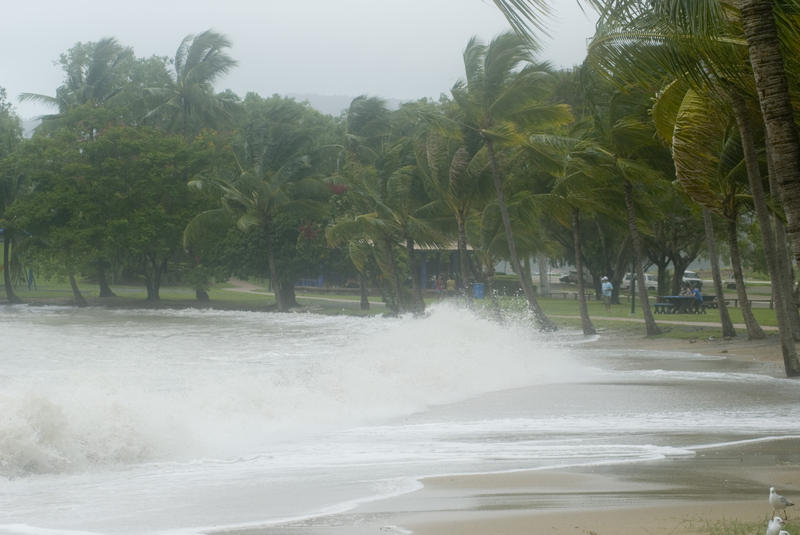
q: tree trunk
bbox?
[283,284,298,308]
[406,238,425,314]
[573,208,596,335]
[385,237,402,315]
[537,254,550,297]
[766,145,800,340]
[739,0,800,270]
[69,273,88,307]
[195,289,210,302]
[97,264,116,297]
[264,221,286,312]
[703,208,737,339]
[611,234,631,305]
[143,257,159,301]
[2,236,21,304]
[359,272,370,311]
[730,90,799,374]
[486,138,555,331]
[726,217,766,340]
[457,216,473,305]
[623,179,660,336]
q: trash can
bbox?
[472,282,485,299]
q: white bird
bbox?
[771,487,795,519]
[767,516,785,535]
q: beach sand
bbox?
[217,333,799,535]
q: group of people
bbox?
[680,284,703,302]
[600,275,703,312]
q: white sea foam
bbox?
[1,304,799,534]
[0,304,583,477]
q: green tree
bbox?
[189,95,330,311]
[144,30,238,138]
[0,87,24,303]
[20,37,134,131]
[452,32,571,330]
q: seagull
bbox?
[767,516,785,535]
[771,487,795,519]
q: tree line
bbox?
[0,2,798,374]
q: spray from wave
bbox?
[0,304,586,477]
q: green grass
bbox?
[6,278,781,332]
[692,518,798,535]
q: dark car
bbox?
[559,271,592,285]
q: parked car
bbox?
[620,272,657,291]
[725,277,743,289]
[682,270,703,290]
[559,270,592,285]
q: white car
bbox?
[682,270,703,289]
[620,272,658,291]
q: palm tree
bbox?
[497,0,800,291]
[20,37,134,120]
[670,88,767,340]
[188,95,326,311]
[0,89,24,304]
[520,133,621,335]
[588,4,799,370]
[417,118,493,305]
[452,32,571,330]
[145,30,238,138]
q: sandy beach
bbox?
[218,333,800,535]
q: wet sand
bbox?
[219,440,800,534]
[216,333,798,535]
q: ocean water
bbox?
[0,304,798,534]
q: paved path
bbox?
[551,314,779,331]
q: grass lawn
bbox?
[5,277,781,341]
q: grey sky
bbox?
[3,0,596,119]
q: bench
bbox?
[654,302,674,314]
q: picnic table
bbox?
[658,295,705,314]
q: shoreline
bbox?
[214,333,799,535]
[216,437,800,535]
[4,299,795,533]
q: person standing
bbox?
[692,286,703,313]
[601,276,613,312]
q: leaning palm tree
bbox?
[496,0,800,290]
[452,32,571,330]
[588,5,799,372]
[670,88,767,341]
[145,30,238,138]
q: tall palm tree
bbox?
[520,133,624,335]
[0,89,24,304]
[417,119,493,304]
[188,95,326,311]
[145,30,238,138]
[452,32,571,330]
[588,4,799,370]
[496,0,800,285]
[671,88,767,340]
[20,37,134,119]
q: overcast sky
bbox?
[2,0,597,119]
